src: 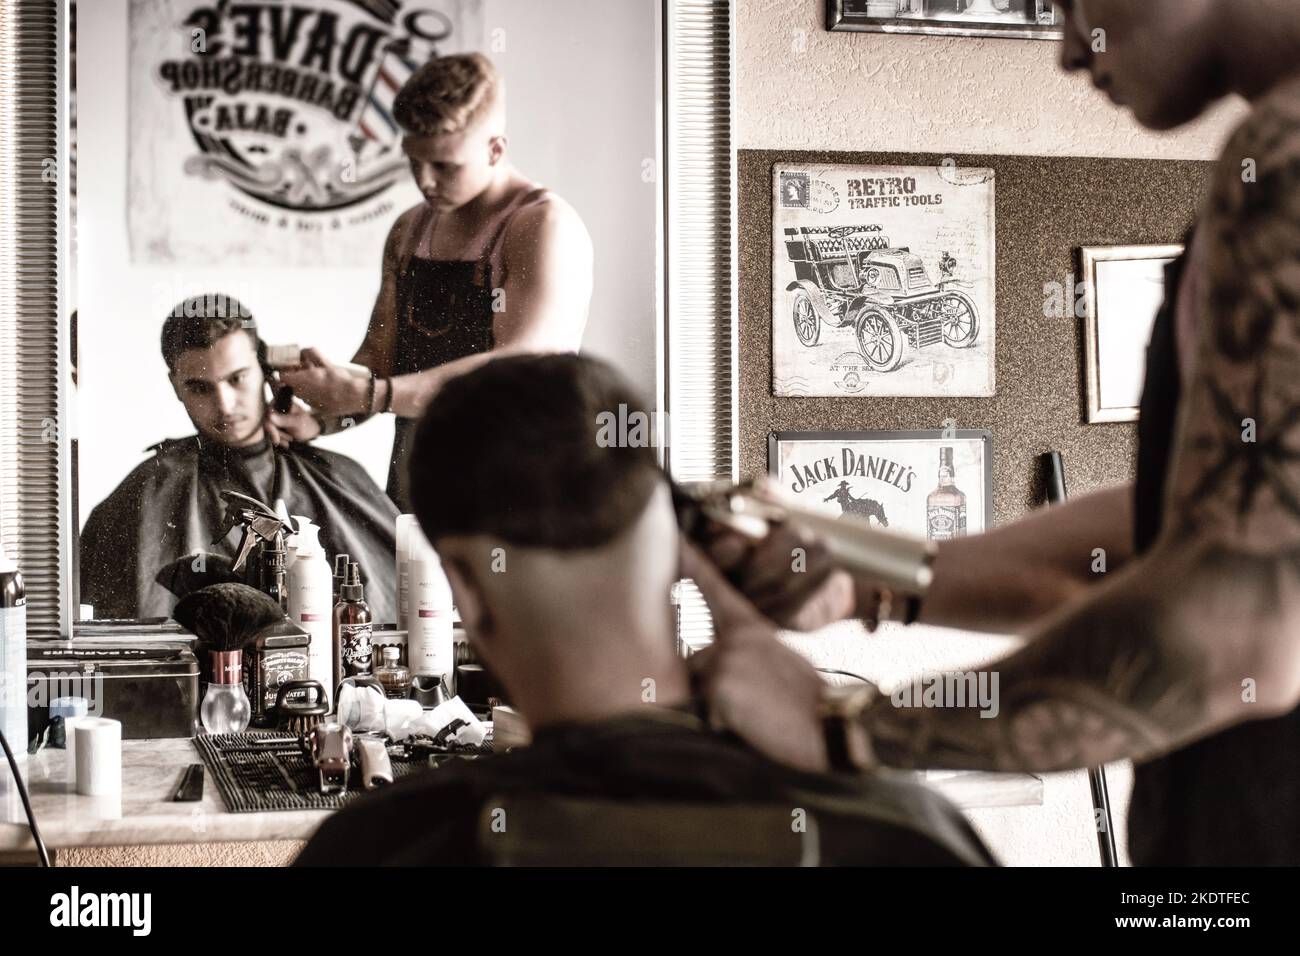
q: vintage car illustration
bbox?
[783,225,981,372]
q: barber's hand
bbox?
[277,347,369,417]
[265,398,323,447]
[681,539,829,774]
[701,478,891,631]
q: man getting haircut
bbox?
[79,295,399,621]
[295,353,995,866]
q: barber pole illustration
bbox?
[349,37,419,158]
[127,0,485,266]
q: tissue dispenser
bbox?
[27,636,201,741]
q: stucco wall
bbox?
[737,0,1247,158]
[735,0,1246,867]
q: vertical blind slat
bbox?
[0,0,67,638]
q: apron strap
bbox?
[398,203,436,276]
[476,186,550,286]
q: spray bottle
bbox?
[287,518,334,693]
[0,542,27,762]
[333,563,373,680]
[216,490,294,611]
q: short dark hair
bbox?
[408,354,663,550]
[160,293,259,373]
[393,53,500,136]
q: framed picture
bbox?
[769,430,992,540]
[773,162,996,398]
[827,0,1064,40]
[1080,244,1184,424]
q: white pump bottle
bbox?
[286,518,334,692]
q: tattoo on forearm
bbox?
[864,602,1206,772]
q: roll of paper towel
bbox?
[74,718,122,797]
[52,697,90,791]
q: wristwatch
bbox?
[819,682,881,773]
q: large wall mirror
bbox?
[0,0,734,636]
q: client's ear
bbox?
[442,554,488,635]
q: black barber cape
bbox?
[294,711,997,866]
[1129,248,1300,865]
[80,435,399,624]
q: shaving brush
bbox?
[177,584,285,734]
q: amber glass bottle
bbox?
[333,562,374,679]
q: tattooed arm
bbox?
[861,89,1300,772]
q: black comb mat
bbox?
[195,732,435,813]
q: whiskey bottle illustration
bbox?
[926,447,967,541]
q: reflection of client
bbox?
[79,295,398,622]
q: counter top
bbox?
[0,737,1042,854]
[0,738,330,852]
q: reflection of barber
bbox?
[693,1,1300,866]
[274,54,594,511]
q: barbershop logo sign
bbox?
[128,0,484,265]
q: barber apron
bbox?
[387,188,549,512]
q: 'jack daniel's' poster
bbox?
[128,0,484,265]
[769,431,991,542]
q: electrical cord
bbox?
[0,728,49,867]
[817,667,874,684]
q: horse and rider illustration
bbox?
[823,480,889,526]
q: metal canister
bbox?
[242,619,311,726]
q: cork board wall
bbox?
[739,149,1215,525]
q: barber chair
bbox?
[477,794,821,866]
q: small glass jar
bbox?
[202,649,251,734]
[374,646,411,700]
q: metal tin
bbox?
[26,638,200,740]
[242,619,311,727]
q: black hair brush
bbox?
[155,553,241,600]
[174,583,287,655]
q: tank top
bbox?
[386,185,550,510]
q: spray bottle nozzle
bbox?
[341,562,365,602]
[216,490,297,573]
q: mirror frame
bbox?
[0,0,735,637]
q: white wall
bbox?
[738,0,1247,157]
[77,0,658,518]
[738,0,1246,867]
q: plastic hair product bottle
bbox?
[284,512,307,572]
[0,543,27,761]
[407,529,454,682]
[287,519,334,693]
[394,514,421,631]
[333,563,374,679]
